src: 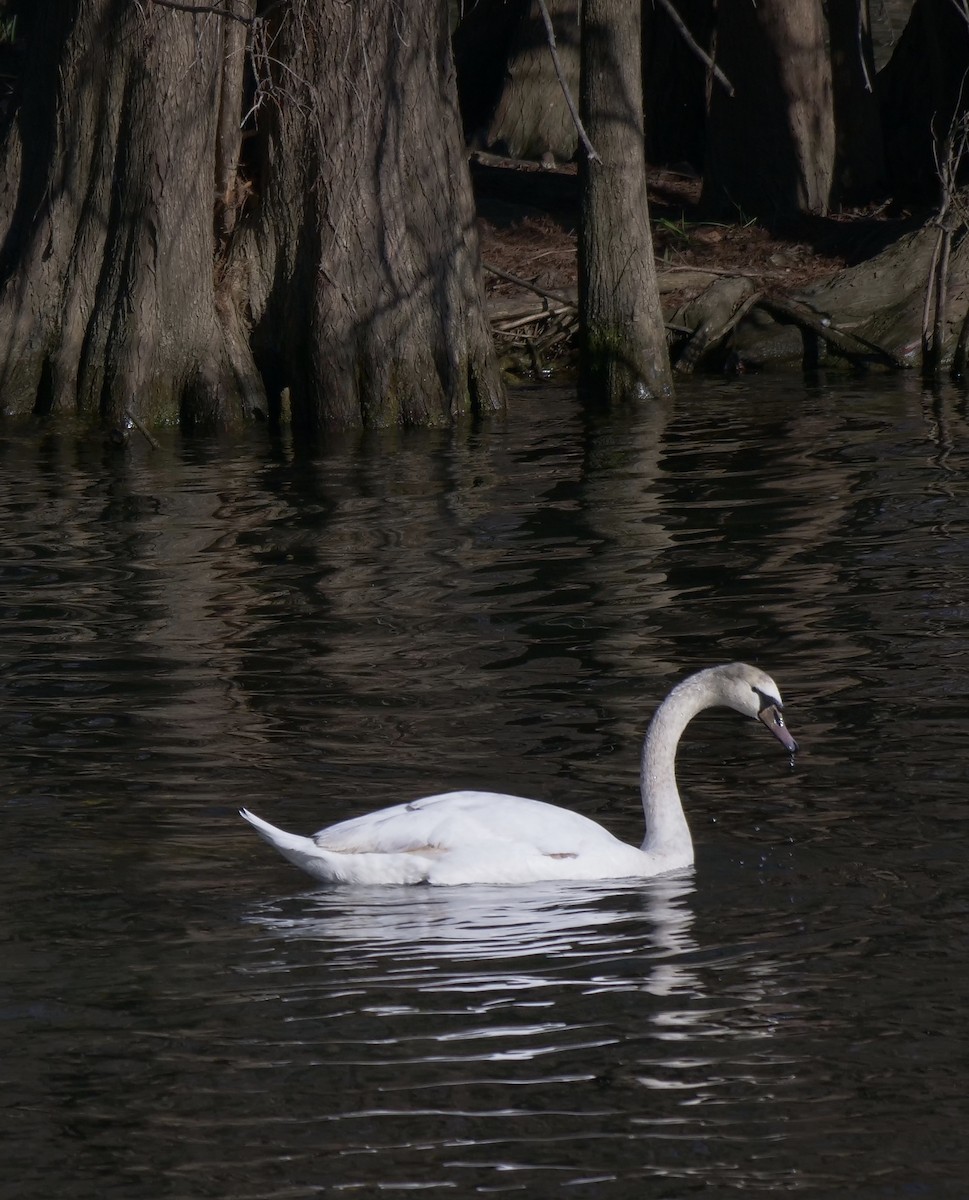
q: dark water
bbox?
[3,375,969,1197]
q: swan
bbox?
[240,662,796,887]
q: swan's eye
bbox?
[752,686,782,715]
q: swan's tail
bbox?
[240,808,331,879]
[240,807,431,885]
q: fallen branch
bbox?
[758,294,909,368]
[676,287,762,374]
[494,304,573,335]
[483,261,576,308]
[124,408,161,450]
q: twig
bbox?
[125,409,161,450]
[495,305,573,334]
[933,227,952,375]
[484,261,576,308]
[661,263,801,281]
[924,71,969,375]
[656,0,734,97]
[146,0,287,25]
[535,0,601,163]
[148,0,255,22]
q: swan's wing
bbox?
[314,790,627,857]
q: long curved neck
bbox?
[640,670,719,859]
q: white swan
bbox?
[240,662,796,887]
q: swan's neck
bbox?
[640,671,717,860]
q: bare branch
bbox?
[147,0,288,26]
[535,0,601,163]
[655,0,734,98]
[946,0,969,29]
[484,261,576,308]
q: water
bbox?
[2,374,969,1197]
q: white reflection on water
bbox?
[232,870,801,1195]
[242,872,696,957]
[239,872,782,1048]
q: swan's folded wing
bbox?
[314,790,626,858]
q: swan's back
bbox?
[314,790,631,857]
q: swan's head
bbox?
[716,663,798,753]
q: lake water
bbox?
[3,374,969,1197]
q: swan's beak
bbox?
[758,704,798,753]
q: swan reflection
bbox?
[241,872,712,1020]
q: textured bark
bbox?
[578,0,671,401]
[727,218,969,373]
[243,0,503,430]
[702,0,835,220]
[0,0,502,433]
[0,0,260,426]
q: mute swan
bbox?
[241,662,796,887]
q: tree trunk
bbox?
[242,0,504,430]
[0,0,260,427]
[702,0,835,221]
[578,0,671,401]
[455,0,580,163]
[0,0,502,433]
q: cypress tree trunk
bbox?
[702,0,835,220]
[0,0,260,427]
[0,0,502,433]
[578,0,671,402]
[242,0,504,430]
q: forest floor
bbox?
[473,155,920,370]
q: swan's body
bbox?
[241,663,796,887]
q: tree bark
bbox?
[0,0,503,433]
[720,213,969,374]
[702,0,835,221]
[578,0,671,401]
[0,0,260,426]
[242,0,504,430]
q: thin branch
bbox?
[946,0,969,29]
[147,0,288,26]
[656,0,734,98]
[924,67,969,374]
[535,0,601,163]
[125,409,161,450]
[484,261,576,308]
[149,0,255,22]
